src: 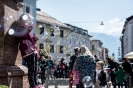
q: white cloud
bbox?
[109,18,120,25]
[97,26,105,29]
[96,18,124,37]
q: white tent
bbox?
[124,52,133,59]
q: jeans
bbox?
[25,54,38,88]
[47,68,53,79]
[118,82,123,88]
[41,70,46,84]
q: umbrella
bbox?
[124,52,133,59]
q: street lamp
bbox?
[100,21,104,25]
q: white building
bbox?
[36,10,70,62]
[65,24,92,55]
[36,10,92,62]
[102,47,109,60]
[122,16,133,55]
[90,40,103,59]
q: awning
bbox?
[124,52,133,59]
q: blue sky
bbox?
[37,0,133,59]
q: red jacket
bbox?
[16,26,38,59]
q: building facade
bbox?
[121,16,133,56]
[65,24,92,55]
[90,40,103,59]
[102,47,109,60]
[36,10,70,62]
[23,0,37,34]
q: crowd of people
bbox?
[17,13,133,88]
[21,43,133,88]
[33,45,133,88]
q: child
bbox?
[40,56,48,85]
[72,67,79,88]
[94,61,107,88]
[16,13,40,88]
[113,66,125,88]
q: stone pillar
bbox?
[0,0,29,88]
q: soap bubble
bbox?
[82,76,93,87]
[8,29,15,35]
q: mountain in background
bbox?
[89,32,121,60]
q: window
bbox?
[40,26,45,35]
[50,45,54,53]
[60,46,63,53]
[98,42,102,48]
[26,6,30,14]
[74,28,78,32]
[39,43,44,49]
[50,28,54,36]
[25,4,32,15]
[60,30,64,38]
[92,45,95,50]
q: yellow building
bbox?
[36,9,70,62]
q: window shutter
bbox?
[55,30,60,36]
[64,31,68,38]
[46,25,50,35]
[46,44,50,52]
[56,45,59,53]
[65,46,68,53]
[36,25,40,34]
[36,43,39,49]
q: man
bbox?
[69,47,80,88]
[122,58,132,88]
[94,55,100,62]
[47,55,54,79]
[107,58,119,88]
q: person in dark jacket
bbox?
[40,56,48,85]
[94,61,107,88]
[74,45,96,88]
[47,56,54,79]
[94,55,101,62]
[69,47,80,88]
[107,58,119,88]
[58,58,66,78]
[122,58,132,88]
[64,62,69,78]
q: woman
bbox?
[74,45,96,88]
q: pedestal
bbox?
[0,0,29,88]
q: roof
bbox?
[122,15,133,34]
[65,23,93,37]
[92,39,103,44]
[36,11,70,29]
[122,21,127,34]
